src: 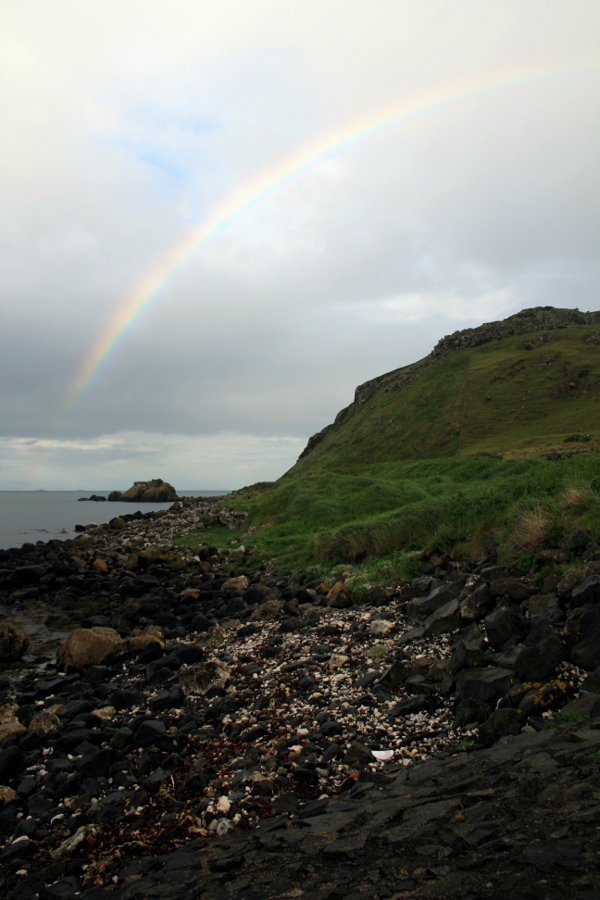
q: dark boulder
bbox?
[455,667,514,707]
[454,697,492,729]
[479,708,524,746]
[484,604,529,650]
[489,577,534,603]
[460,584,495,623]
[513,622,565,682]
[572,605,600,669]
[571,575,600,608]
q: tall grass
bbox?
[175,453,600,574]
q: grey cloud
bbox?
[1,0,599,486]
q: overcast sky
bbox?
[1,1,599,489]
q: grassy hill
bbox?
[292,317,600,472]
[177,308,600,579]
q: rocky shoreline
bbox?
[0,501,599,899]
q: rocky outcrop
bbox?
[108,479,179,502]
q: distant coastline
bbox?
[0,489,230,551]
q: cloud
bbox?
[0,432,305,490]
[0,1,599,487]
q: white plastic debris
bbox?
[371,750,394,762]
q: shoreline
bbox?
[0,502,598,898]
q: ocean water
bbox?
[0,490,229,551]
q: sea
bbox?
[0,490,229,551]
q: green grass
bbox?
[174,323,600,579]
[290,325,600,471]
[176,452,600,578]
[544,711,591,729]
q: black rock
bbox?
[479,708,524,746]
[320,720,342,737]
[572,605,600,669]
[455,667,514,706]
[0,746,26,783]
[484,604,529,650]
[190,614,212,633]
[0,836,35,864]
[40,876,81,900]
[271,792,298,814]
[389,695,439,717]
[135,719,167,745]
[564,528,590,551]
[77,747,113,779]
[454,697,492,728]
[571,575,600,608]
[513,622,564,682]
[111,688,144,710]
[175,645,203,665]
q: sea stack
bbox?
[108,478,179,502]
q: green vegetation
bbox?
[175,322,600,579]
[291,325,600,470]
[177,452,600,578]
[544,710,590,729]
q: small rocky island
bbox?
[107,479,179,502]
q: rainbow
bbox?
[68,61,598,407]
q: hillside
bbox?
[292,306,600,471]
[179,306,600,573]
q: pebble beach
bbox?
[0,498,599,900]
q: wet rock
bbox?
[0,623,30,663]
[56,626,125,669]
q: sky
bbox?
[1,1,599,490]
